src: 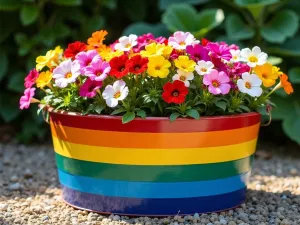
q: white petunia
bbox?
[168,31,200,50]
[230,49,241,62]
[237,72,262,97]
[240,46,268,67]
[114,34,138,51]
[172,69,194,87]
[102,80,129,108]
[195,60,214,75]
[52,59,81,88]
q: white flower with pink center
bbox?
[114,34,138,51]
[52,59,81,88]
[172,69,194,87]
[168,31,199,50]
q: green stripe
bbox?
[55,153,253,182]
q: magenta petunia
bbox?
[19,87,36,110]
[186,44,210,62]
[207,43,232,61]
[203,69,231,95]
[75,50,101,74]
[229,62,251,78]
[155,36,167,44]
[24,69,39,88]
[79,78,102,98]
[136,33,155,51]
[85,58,111,81]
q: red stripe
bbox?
[49,110,261,133]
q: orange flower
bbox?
[87,30,108,49]
[254,63,280,87]
[280,73,293,94]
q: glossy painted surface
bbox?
[49,111,261,215]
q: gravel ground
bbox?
[0,143,300,225]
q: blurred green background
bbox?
[0,0,299,144]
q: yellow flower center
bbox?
[200,68,207,72]
[245,81,252,89]
[179,76,186,81]
[125,43,131,48]
[262,73,268,79]
[248,56,258,63]
[179,41,185,46]
[155,66,161,70]
[114,91,121,99]
[212,80,219,87]
[65,72,72,78]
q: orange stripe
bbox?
[50,121,259,148]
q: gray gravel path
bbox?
[0,143,300,225]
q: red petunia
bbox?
[64,41,87,59]
[162,80,188,104]
[126,55,148,74]
[109,54,129,78]
[201,38,210,47]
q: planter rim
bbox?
[46,106,260,121]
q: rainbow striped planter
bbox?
[49,111,260,216]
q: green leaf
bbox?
[136,110,146,119]
[0,0,21,11]
[162,4,224,38]
[215,101,227,111]
[261,10,299,44]
[7,71,25,92]
[159,0,209,10]
[0,52,8,81]
[170,112,180,122]
[239,105,251,112]
[122,111,136,124]
[225,14,255,41]
[289,67,300,84]
[94,105,105,114]
[20,5,39,26]
[102,0,117,9]
[271,95,296,120]
[111,108,127,115]
[123,22,169,37]
[121,0,147,21]
[0,93,21,122]
[282,114,300,144]
[268,35,300,57]
[267,56,282,65]
[186,109,200,120]
[53,0,82,6]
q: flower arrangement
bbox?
[20,30,293,123]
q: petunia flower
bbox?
[85,57,111,81]
[195,60,214,76]
[125,55,148,74]
[109,54,129,78]
[75,50,101,74]
[136,33,155,51]
[87,30,108,50]
[186,44,210,62]
[240,46,268,67]
[114,34,138,51]
[237,72,262,97]
[140,42,165,58]
[36,50,56,71]
[279,73,293,94]
[147,55,171,78]
[172,69,194,87]
[36,71,52,88]
[253,63,279,87]
[162,80,188,104]
[64,41,87,59]
[19,88,39,110]
[24,68,39,88]
[168,31,199,50]
[102,80,129,108]
[203,69,231,95]
[52,59,81,88]
[207,43,232,61]
[79,78,102,98]
[174,56,196,72]
[230,49,241,62]
[229,62,250,77]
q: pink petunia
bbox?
[186,44,210,62]
[207,43,232,61]
[85,58,111,81]
[229,62,251,78]
[79,78,102,98]
[136,33,155,51]
[19,88,36,110]
[24,69,39,88]
[75,50,101,74]
[203,69,231,95]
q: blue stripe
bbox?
[62,185,247,215]
[58,169,250,198]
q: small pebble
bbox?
[8,182,22,190]
[10,175,18,182]
[24,168,33,178]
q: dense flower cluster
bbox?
[20,30,293,122]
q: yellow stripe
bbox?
[52,136,257,165]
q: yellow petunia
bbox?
[36,71,52,88]
[140,43,165,58]
[147,55,171,78]
[36,46,63,71]
[102,49,124,61]
[254,63,280,87]
[162,45,173,58]
[174,56,196,72]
